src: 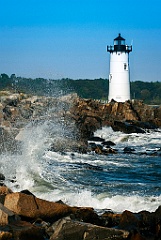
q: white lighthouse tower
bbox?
[107,33,132,102]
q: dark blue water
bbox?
[38,127,161,212]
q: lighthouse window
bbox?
[109,74,112,82]
[124,63,127,70]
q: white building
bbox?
[107,34,132,102]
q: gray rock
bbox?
[49,217,129,240]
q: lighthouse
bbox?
[107,34,132,102]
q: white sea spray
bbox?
[0,118,161,213]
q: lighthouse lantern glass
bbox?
[114,39,125,46]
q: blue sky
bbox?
[0,0,161,81]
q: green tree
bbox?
[140,89,151,101]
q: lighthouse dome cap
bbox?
[114,33,125,41]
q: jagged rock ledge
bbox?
[70,97,161,140]
[0,185,160,239]
[0,91,160,153]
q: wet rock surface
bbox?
[70,98,161,139]
[0,91,160,153]
[86,135,161,156]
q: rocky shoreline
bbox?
[70,97,161,140]
[0,184,161,239]
[0,90,161,153]
[0,91,161,239]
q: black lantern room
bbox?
[107,33,132,53]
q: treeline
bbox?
[0,73,161,104]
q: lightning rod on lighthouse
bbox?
[107,33,132,102]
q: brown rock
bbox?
[10,221,44,240]
[4,192,74,221]
[0,203,21,225]
[0,231,13,239]
[0,219,46,240]
[119,210,140,231]
[94,146,103,154]
[71,207,100,225]
[0,186,12,195]
[138,210,155,235]
[130,232,146,240]
[72,98,161,137]
[101,211,121,227]
[105,147,117,154]
[0,186,13,205]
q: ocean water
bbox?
[0,107,161,214]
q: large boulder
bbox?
[48,217,129,240]
[0,223,44,240]
[111,121,146,134]
[4,192,74,222]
